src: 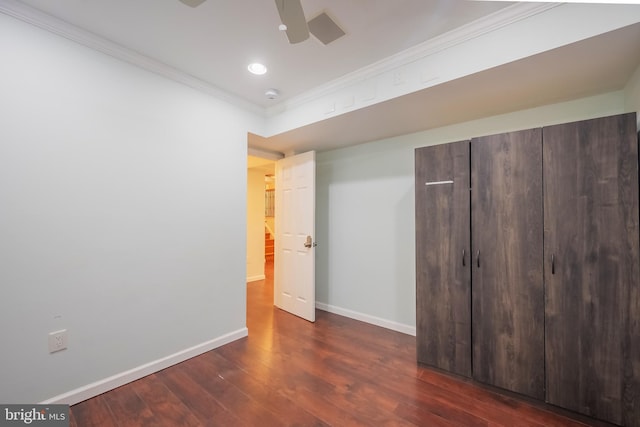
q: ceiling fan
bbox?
[178,0,310,44]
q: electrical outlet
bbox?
[48,329,68,353]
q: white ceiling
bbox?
[13,0,513,108]
[5,0,640,155]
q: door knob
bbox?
[304,235,316,248]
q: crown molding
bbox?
[265,2,562,116]
[1,0,561,120]
[0,0,265,117]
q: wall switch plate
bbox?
[48,329,68,353]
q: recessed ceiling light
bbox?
[248,63,267,75]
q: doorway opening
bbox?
[247,149,317,323]
[247,155,276,284]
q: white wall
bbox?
[625,64,640,125]
[247,169,266,281]
[316,91,629,334]
[0,12,261,404]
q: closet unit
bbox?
[471,128,545,400]
[415,141,471,378]
[543,115,639,426]
[414,113,640,426]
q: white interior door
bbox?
[274,151,316,322]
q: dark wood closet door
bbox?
[471,129,544,399]
[415,141,471,377]
[543,113,640,426]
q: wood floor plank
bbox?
[71,395,118,427]
[321,350,498,426]
[200,352,330,427]
[67,407,79,427]
[129,374,202,427]
[394,401,482,427]
[214,340,392,426]
[70,260,608,426]
[416,368,594,427]
[178,351,290,427]
[216,331,417,425]
[154,364,247,427]
[217,325,487,427]
[101,382,156,427]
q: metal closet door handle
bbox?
[462,249,466,267]
[476,251,480,268]
[551,254,555,275]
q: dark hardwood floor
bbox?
[70,261,602,426]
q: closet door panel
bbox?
[471,129,544,399]
[415,141,471,377]
[544,113,639,426]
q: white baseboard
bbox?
[247,274,266,282]
[41,327,248,405]
[315,302,416,336]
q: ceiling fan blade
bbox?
[179,0,206,7]
[275,0,310,44]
